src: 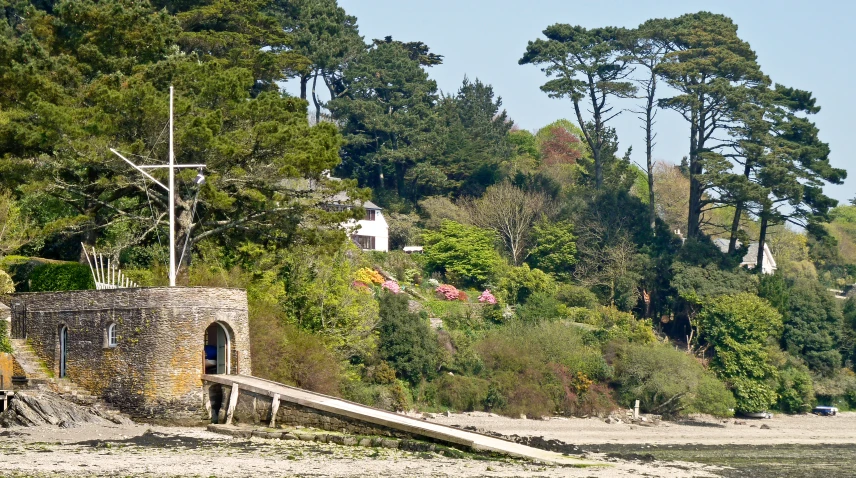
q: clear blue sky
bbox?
[288,0,855,204]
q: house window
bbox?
[364,209,376,221]
[107,323,117,348]
[352,235,376,250]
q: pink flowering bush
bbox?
[381,280,401,294]
[478,290,497,304]
[435,284,460,301]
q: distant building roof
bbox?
[713,238,777,274]
[330,191,381,210]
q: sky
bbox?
[285,0,854,204]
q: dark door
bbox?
[59,326,67,378]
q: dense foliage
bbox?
[0,1,853,418]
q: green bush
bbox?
[0,320,12,354]
[378,292,442,386]
[423,220,503,286]
[0,270,14,294]
[249,301,344,396]
[475,322,613,417]
[29,263,94,291]
[434,374,489,411]
[698,293,783,413]
[556,284,599,309]
[767,347,814,413]
[516,291,569,324]
[612,343,734,417]
[496,264,554,305]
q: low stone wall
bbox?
[223,386,414,439]
[8,287,251,419]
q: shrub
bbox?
[355,267,384,285]
[434,374,489,411]
[423,220,503,286]
[249,301,343,396]
[516,291,568,324]
[381,280,401,294]
[0,270,13,294]
[698,293,783,413]
[496,264,554,305]
[556,284,599,309]
[436,284,460,301]
[478,290,497,304]
[378,292,442,386]
[29,263,95,291]
[612,343,734,417]
[475,322,611,417]
[767,346,814,414]
[0,320,11,354]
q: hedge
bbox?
[29,263,95,292]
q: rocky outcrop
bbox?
[0,391,132,428]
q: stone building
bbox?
[2,287,251,419]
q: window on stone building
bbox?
[107,323,117,348]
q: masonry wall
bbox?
[225,387,414,439]
[8,287,251,419]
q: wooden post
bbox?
[202,383,212,421]
[634,399,640,420]
[269,393,280,428]
[225,384,240,425]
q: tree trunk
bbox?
[311,71,322,125]
[728,203,743,253]
[686,107,701,239]
[728,162,752,252]
[300,73,309,100]
[756,205,769,272]
[645,74,657,234]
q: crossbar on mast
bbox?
[108,85,206,287]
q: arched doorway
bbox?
[59,325,68,378]
[204,323,230,375]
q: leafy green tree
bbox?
[377,291,441,386]
[655,12,767,239]
[527,220,577,280]
[496,263,554,305]
[423,220,503,286]
[520,25,636,189]
[433,77,513,197]
[779,279,843,376]
[330,37,440,197]
[1,0,361,268]
[282,0,364,119]
[281,245,379,360]
[697,293,782,412]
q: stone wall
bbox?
[7,287,251,419]
[225,386,414,439]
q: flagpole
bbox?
[168,86,176,287]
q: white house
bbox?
[344,199,389,252]
[713,238,777,275]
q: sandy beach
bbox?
[428,410,856,446]
[2,411,854,477]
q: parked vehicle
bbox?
[812,406,838,416]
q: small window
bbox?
[364,209,376,221]
[352,234,376,250]
[107,323,117,348]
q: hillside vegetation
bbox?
[1,1,855,418]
